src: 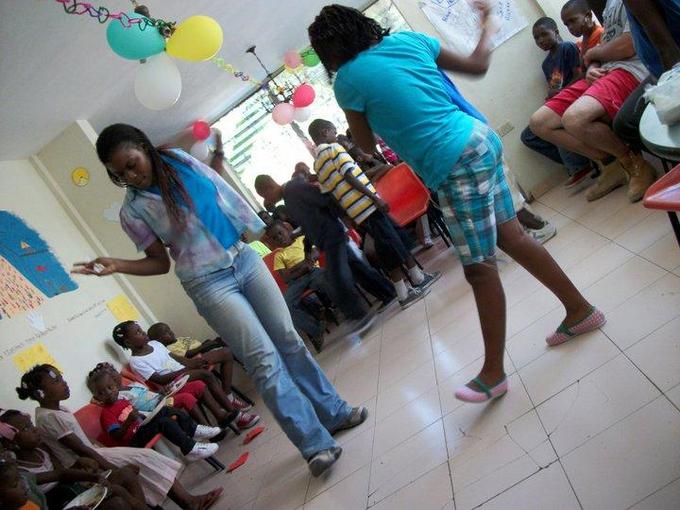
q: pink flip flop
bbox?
[546,307,606,346]
[455,376,508,403]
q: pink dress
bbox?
[35,406,180,507]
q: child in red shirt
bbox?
[561,0,604,62]
[89,369,220,461]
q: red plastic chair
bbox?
[374,163,430,227]
[74,403,162,449]
[643,162,680,247]
[262,250,287,293]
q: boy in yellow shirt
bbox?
[269,221,333,352]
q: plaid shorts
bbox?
[436,121,516,265]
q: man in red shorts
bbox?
[530,0,656,203]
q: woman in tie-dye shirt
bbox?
[72,124,366,477]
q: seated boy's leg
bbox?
[345,244,396,303]
[324,241,369,320]
[284,275,325,339]
[530,79,610,161]
[520,125,564,165]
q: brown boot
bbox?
[585,159,627,202]
[620,152,657,203]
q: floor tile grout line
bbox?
[364,321,385,509]
[424,290,458,509]
[365,460,451,509]
[508,347,585,510]
[623,474,680,510]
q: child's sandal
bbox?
[546,307,606,346]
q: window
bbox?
[212,0,409,207]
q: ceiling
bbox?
[0,0,366,160]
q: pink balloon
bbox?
[284,50,302,68]
[292,83,315,108]
[272,103,295,125]
[192,121,211,141]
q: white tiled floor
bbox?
[178,185,680,510]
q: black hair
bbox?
[308,119,335,145]
[562,0,591,15]
[86,363,117,394]
[112,320,135,349]
[265,219,287,233]
[96,123,193,225]
[16,365,59,401]
[254,174,277,194]
[533,17,558,31]
[147,322,168,341]
[0,410,23,424]
[308,4,389,78]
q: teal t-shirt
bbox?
[334,31,474,190]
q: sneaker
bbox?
[308,446,342,477]
[332,406,369,434]
[399,287,429,310]
[415,271,441,292]
[186,441,219,461]
[236,412,260,431]
[338,309,378,338]
[228,394,253,412]
[193,425,222,441]
[564,167,592,189]
[525,221,556,244]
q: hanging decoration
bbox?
[211,57,260,85]
[134,52,182,110]
[190,140,211,160]
[300,48,321,67]
[283,51,303,69]
[166,15,223,61]
[106,11,165,60]
[292,83,315,108]
[192,121,211,141]
[54,0,173,30]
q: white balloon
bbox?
[190,140,210,160]
[293,106,313,122]
[135,52,182,110]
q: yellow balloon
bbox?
[166,16,223,61]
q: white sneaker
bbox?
[525,221,556,244]
[186,441,219,461]
[193,425,222,441]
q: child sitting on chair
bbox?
[146,323,250,411]
[113,321,259,430]
[87,367,220,460]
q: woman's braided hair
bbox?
[308,4,389,78]
[96,123,193,225]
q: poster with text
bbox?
[419,0,527,54]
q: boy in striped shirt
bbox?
[309,119,440,309]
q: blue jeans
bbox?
[521,126,589,176]
[284,268,331,338]
[182,244,351,459]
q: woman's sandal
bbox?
[455,376,508,403]
[546,307,606,346]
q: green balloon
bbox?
[302,50,320,67]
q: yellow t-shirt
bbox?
[315,142,377,225]
[273,236,319,271]
[166,336,202,357]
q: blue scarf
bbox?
[149,155,239,250]
[439,70,488,125]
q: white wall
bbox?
[0,159,148,414]
[393,0,566,195]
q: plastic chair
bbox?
[374,163,430,227]
[643,162,680,247]
[75,403,225,472]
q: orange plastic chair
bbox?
[74,403,162,449]
[642,162,680,247]
[374,163,430,227]
[262,250,287,293]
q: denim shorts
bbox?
[436,121,516,265]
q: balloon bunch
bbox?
[106,10,224,110]
[189,121,212,160]
[271,49,322,125]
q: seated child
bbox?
[308,118,441,309]
[86,368,220,460]
[561,0,604,61]
[147,323,251,411]
[0,410,143,509]
[521,16,594,188]
[17,364,223,509]
[268,221,334,352]
[113,321,259,430]
[0,450,48,510]
[87,362,215,429]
